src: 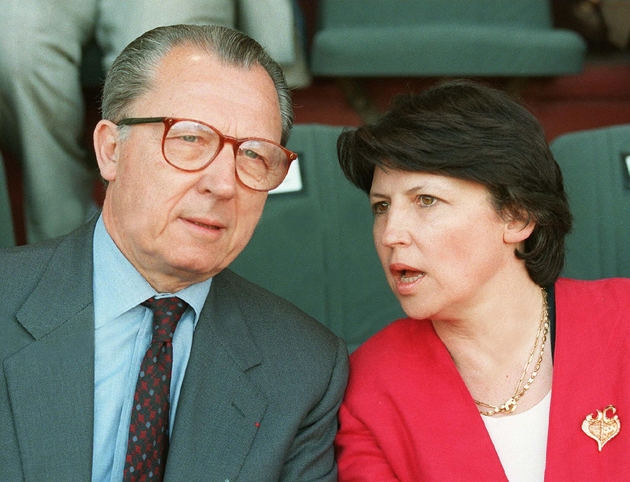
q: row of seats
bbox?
[1,123,629,347]
[1,123,628,348]
[233,123,630,350]
[78,1,589,89]
[308,0,587,122]
[310,0,587,78]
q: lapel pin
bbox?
[581,405,621,452]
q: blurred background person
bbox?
[0,0,307,243]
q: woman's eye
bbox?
[371,201,389,214]
[418,195,436,207]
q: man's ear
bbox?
[93,120,121,182]
[503,213,536,244]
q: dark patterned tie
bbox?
[123,296,189,482]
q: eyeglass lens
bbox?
[164,120,289,191]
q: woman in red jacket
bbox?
[335,80,630,481]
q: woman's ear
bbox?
[93,120,121,182]
[503,213,536,244]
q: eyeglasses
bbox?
[116,117,297,192]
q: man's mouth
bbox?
[183,217,225,232]
[190,220,214,229]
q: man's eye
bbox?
[418,195,436,207]
[180,135,199,143]
[371,201,389,214]
[241,148,262,160]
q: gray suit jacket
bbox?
[0,221,348,481]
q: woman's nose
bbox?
[377,208,413,248]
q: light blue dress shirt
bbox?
[91,216,211,482]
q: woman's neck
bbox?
[432,280,553,415]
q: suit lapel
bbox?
[4,222,96,480]
[165,269,268,481]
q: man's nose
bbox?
[196,144,239,198]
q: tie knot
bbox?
[142,296,189,342]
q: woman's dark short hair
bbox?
[337,79,572,286]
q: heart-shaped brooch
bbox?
[581,405,621,452]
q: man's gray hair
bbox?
[101,24,294,145]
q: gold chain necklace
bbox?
[474,288,549,417]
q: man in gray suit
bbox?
[0,24,348,481]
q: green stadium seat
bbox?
[550,124,630,280]
[310,0,587,77]
[230,124,404,351]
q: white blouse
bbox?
[482,391,552,482]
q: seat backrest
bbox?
[317,0,553,29]
[550,124,630,279]
[230,124,403,351]
[0,152,15,248]
[310,0,585,78]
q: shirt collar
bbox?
[93,215,212,328]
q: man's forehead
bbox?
[149,45,272,97]
[156,44,252,80]
[129,44,281,140]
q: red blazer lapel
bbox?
[410,320,508,480]
[344,318,508,480]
